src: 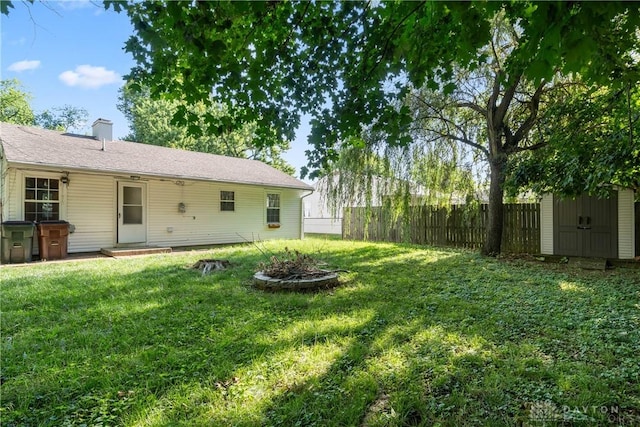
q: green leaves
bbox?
[506,84,640,196]
[0,79,35,125]
[105,0,640,180]
[34,105,88,132]
[117,82,295,175]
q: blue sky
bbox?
[1,0,312,179]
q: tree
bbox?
[0,79,34,125]
[506,84,640,197]
[117,83,295,175]
[323,16,564,253]
[93,1,639,254]
[405,17,558,254]
[1,79,89,132]
[35,105,88,132]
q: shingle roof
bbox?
[0,122,312,191]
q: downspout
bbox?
[300,189,314,239]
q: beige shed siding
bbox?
[540,194,554,255]
[147,180,302,247]
[66,173,115,252]
[618,189,635,259]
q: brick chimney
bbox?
[92,118,113,143]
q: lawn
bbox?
[2,237,639,426]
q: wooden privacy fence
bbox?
[343,203,541,254]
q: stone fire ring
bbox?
[253,271,339,291]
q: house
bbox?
[0,119,313,256]
[539,191,636,259]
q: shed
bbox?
[539,190,636,259]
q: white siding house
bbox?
[0,120,312,256]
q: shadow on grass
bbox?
[2,240,639,426]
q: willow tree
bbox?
[19,0,631,255]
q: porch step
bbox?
[568,257,611,271]
[100,246,172,257]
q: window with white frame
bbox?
[24,177,60,221]
[266,193,280,224]
[220,191,235,211]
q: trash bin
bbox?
[36,220,70,261]
[1,221,35,264]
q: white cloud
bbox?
[8,37,26,47]
[58,0,93,10]
[57,0,105,15]
[59,65,120,89]
[8,60,41,72]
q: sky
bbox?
[0,0,312,180]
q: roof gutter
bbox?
[5,160,314,191]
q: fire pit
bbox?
[253,247,342,291]
[253,270,339,291]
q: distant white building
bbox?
[303,179,343,235]
[303,174,428,235]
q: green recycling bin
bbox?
[1,221,35,264]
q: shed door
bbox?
[553,193,617,258]
[582,192,617,258]
[554,197,580,256]
[117,182,147,244]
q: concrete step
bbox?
[100,246,172,257]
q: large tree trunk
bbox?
[483,154,507,256]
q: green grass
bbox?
[2,237,639,426]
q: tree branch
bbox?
[280,1,311,53]
[494,73,521,128]
[415,118,490,158]
[456,101,487,116]
[364,1,425,83]
[508,80,546,149]
[511,141,546,153]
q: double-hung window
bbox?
[266,193,280,224]
[25,177,60,221]
[220,191,235,212]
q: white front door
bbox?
[117,182,147,244]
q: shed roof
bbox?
[0,122,312,191]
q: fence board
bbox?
[634,202,640,256]
[343,203,541,254]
